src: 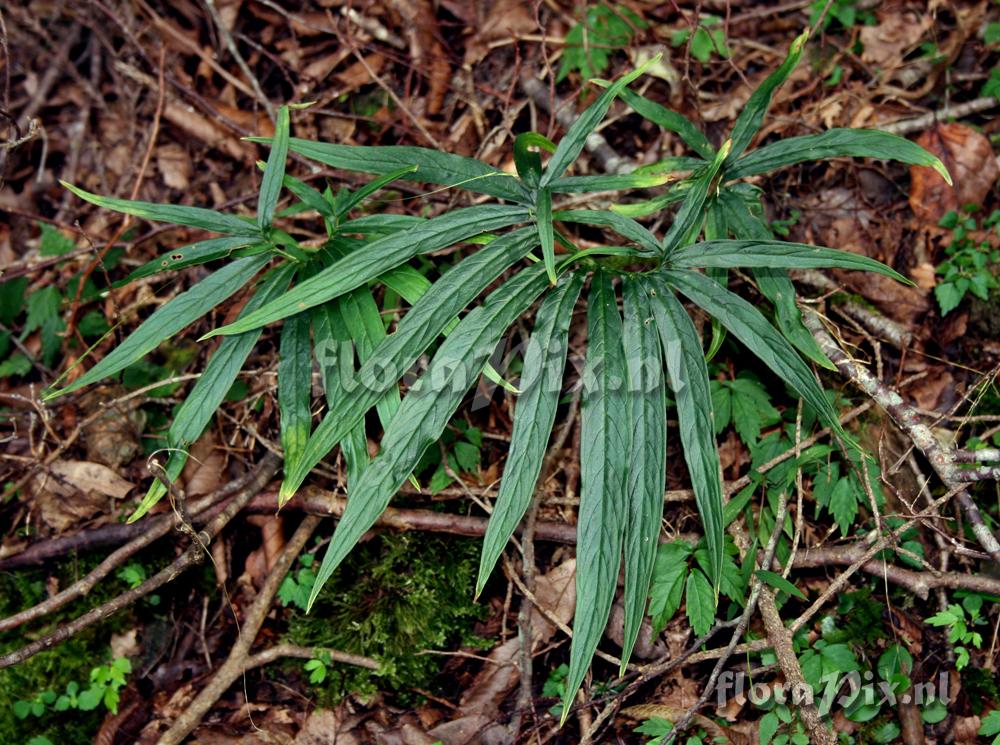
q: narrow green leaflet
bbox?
[513,131,556,185]
[547,171,673,194]
[714,189,832,368]
[755,268,835,370]
[258,106,290,231]
[118,236,264,285]
[555,209,662,254]
[476,272,584,595]
[278,172,334,219]
[134,264,294,519]
[271,138,530,203]
[308,265,551,609]
[609,183,687,219]
[311,300,371,488]
[537,187,557,284]
[338,214,425,235]
[620,278,666,674]
[61,182,261,237]
[664,268,847,440]
[278,311,313,484]
[669,240,911,282]
[335,165,419,218]
[562,271,629,720]
[726,31,808,162]
[279,229,539,501]
[205,206,530,338]
[645,277,724,595]
[48,254,272,399]
[338,285,401,429]
[727,129,951,184]
[618,87,715,159]
[379,264,517,393]
[756,570,807,600]
[540,57,658,187]
[661,141,732,255]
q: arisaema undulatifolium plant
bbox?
[51,31,949,717]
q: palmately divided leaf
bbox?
[663,268,849,442]
[562,270,629,720]
[618,87,715,160]
[620,278,666,674]
[727,128,952,185]
[204,205,530,338]
[61,182,261,237]
[477,272,584,595]
[271,138,530,202]
[258,106,290,231]
[308,264,551,609]
[644,276,724,596]
[279,228,539,501]
[278,310,313,487]
[48,254,272,399]
[134,264,295,519]
[669,239,912,283]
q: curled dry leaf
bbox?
[910,123,999,224]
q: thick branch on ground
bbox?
[155,515,323,745]
[0,454,281,669]
[804,310,1000,564]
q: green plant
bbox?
[982,710,1000,745]
[558,3,646,82]
[934,207,1000,316]
[926,598,986,670]
[54,32,950,716]
[671,15,730,63]
[13,657,132,721]
[304,651,331,684]
[809,0,876,31]
[278,552,317,611]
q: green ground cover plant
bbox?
[53,31,950,716]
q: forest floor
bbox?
[2,1,1000,744]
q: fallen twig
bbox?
[0,454,280,669]
[154,514,324,745]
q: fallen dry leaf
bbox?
[910,260,937,289]
[910,123,999,224]
[30,469,109,532]
[156,143,192,190]
[463,0,537,65]
[50,460,134,499]
[80,388,146,469]
[295,708,362,745]
[860,9,931,71]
